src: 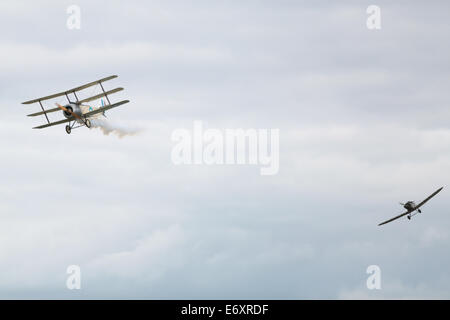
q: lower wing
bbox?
[378,210,411,226]
[33,117,73,129]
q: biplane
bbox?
[378,187,443,226]
[22,75,129,134]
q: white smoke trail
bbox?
[90,119,141,138]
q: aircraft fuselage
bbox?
[61,102,102,124]
[403,201,416,211]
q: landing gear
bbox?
[65,125,71,134]
[407,215,411,220]
[85,119,91,128]
[418,209,422,213]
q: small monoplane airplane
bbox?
[378,187,444,226]
[22,75,129,134]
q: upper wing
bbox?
[83,100,130,117]
[415,187,444,209]
[378,210,411,226]
[22,75,118,104]
[33,117,73,129]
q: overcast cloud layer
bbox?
[1,1,450,299]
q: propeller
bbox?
[55,103,81,120]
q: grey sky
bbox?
[1,1,450,299]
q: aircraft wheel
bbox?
[85,119,91,128]
[65,125,71,134]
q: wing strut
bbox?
[99,82,111,105]
[38,100,50,124]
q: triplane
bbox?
[22,75,129,134]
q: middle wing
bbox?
[415,187,444,210]
[378,210,411,226]
[27,107,61,117]
[83,100,130,117]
